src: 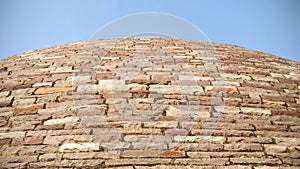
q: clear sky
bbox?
[0,0,299,62]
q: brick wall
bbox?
[0,37,299,168]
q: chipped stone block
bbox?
[174,136,225,144]
[32,82,53,88]
[0,91,10,98]
[241,107,271,116]
[44,116,79,125]
[0,97,13,107]
[59,142,100,152]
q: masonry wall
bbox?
[0,37,299,168]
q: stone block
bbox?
[122,150,185,158]
[0,97,13,107]
[59,142,100,152]
[13,104,44,115]
[34,87,73,94]
[44,116,79,125]
[224,143,263,151]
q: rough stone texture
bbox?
[0,36,299,168]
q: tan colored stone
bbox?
[32,82,53,88]
[44,116,79,125]
[122,150,185,158]
[13,103,44,115]
[59,142,100,152]
[264,144,287,153]
[34,86,73,94]
[0,131,25,139]
[224,143,263,151]
[0,97,13,107]
[174,136,225,144]
[0,91,10,98]
[230,158,281,165]
[143,121,178,128]
[241,107,271,116]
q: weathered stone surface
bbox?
[0,97,13,107]
[0,131,26,139]
[34,87,73,94]
[224,143,263,151]
[241,107,271,116]
[13,104,44,115]
[59,142,100,152]
[0,37,299,168]
[43,116,79,125]
[230,158,282,165]
[122,150,185,158]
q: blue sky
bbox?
[0,0,299,62]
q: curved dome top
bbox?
[0,36,299,168]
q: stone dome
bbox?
[0,36,299,168]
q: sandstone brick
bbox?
[187,151,265,158]
[59,142,100,152]
[12,97,36,106]
[174,136,225,144]
[224,143,263,151]
[43,116,79,125]
[131,142,168,150]
[34,86,73,94]
[254,167,299,169]
[290,125,300,132]
[0,97,13,107]
[98,80,126,92]
[32,82,53,88]
[143,121,178,128]
[255,131,300,138]
[241,107,271,116]
[135,166,213,169]
[30,159,105,167]
[205,86,238,94]
[39,153,61,162]
[43,135,91,145]
[264,144,287,153]
[174,158,229,166]
[13,103,44,115]
[122,150,185,158]
[63,152,119,160]
[254,124,288,131]
[35,123,65,130]
[76,84,99,94]
[164,129,188,136]
[0,131,25,139]
[105,158,172,167]
[169,143,223,152]
[11,88,35,96]
[0,91,10,98]
[0,155,38,163]
[230,157,281,165]
[273,137,300,146]
[149,85,181,94]
[0,138,11,145]
[227,137,273,144]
